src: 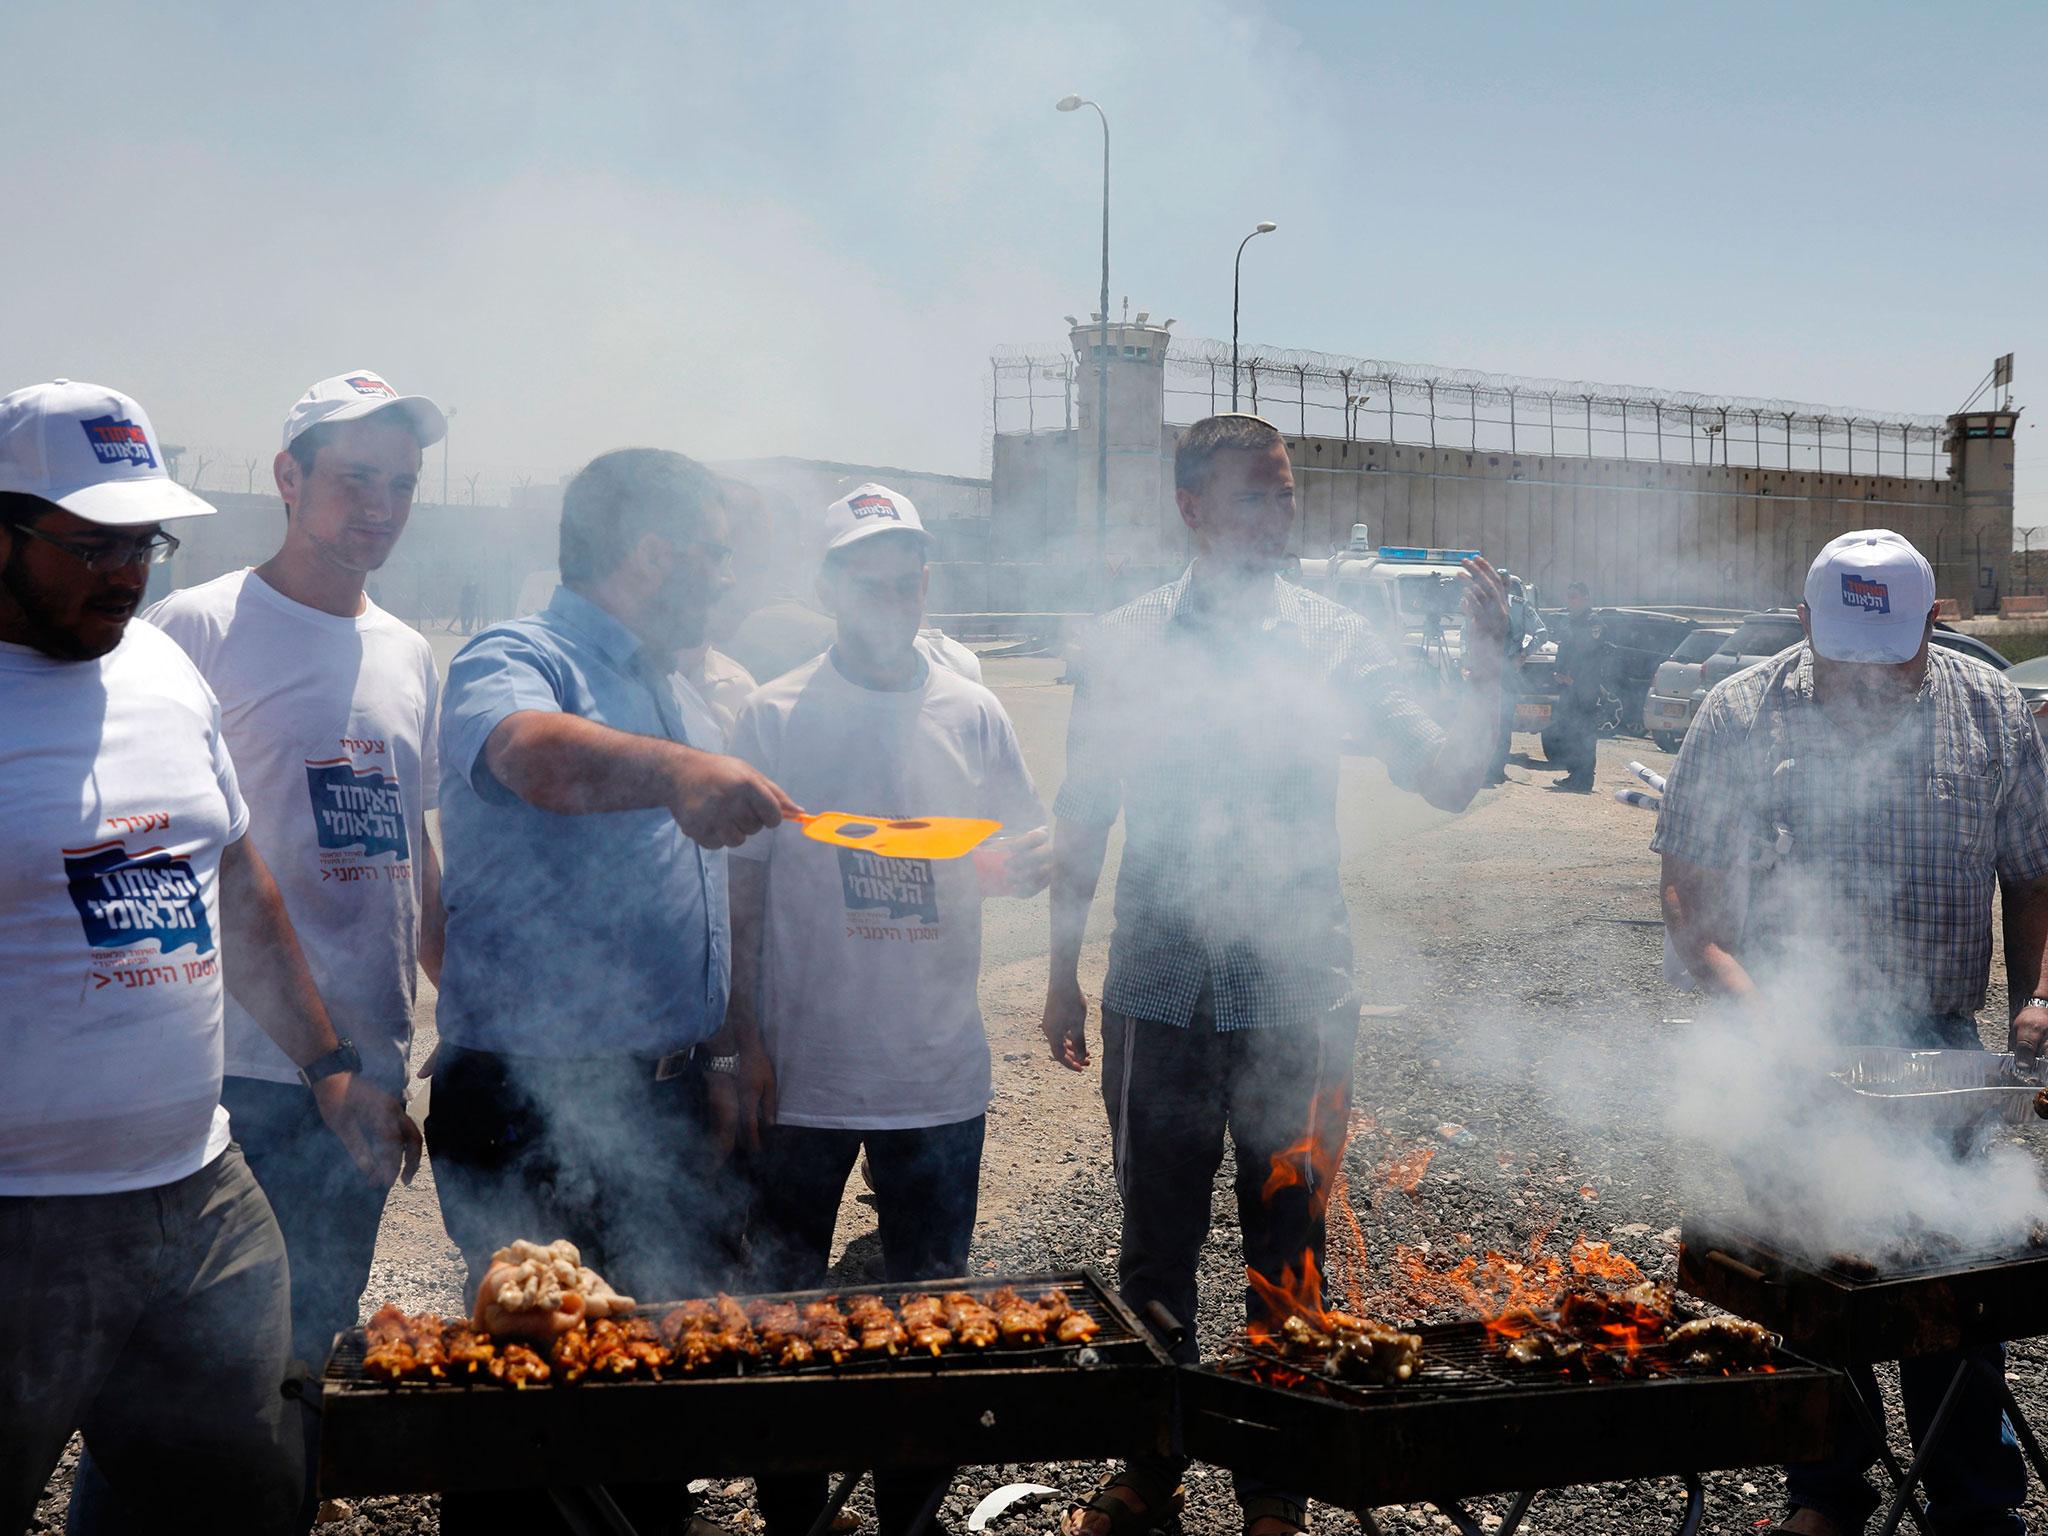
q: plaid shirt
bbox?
[1653,644,2048,1018]
[1055,565,1447,1031]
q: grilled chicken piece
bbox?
[441,1322,496,1378]
[897,1294,954,1355]
[1666,1316,1774,1370]
[714,1295,760,1358]
[489,1343,552,1387]
[940,1291,1000,1348]
[550,1324,595,1383]
[365,1302,411,1350]
[362,1339,418,1381]
[658,1300,718,1344]
[750,1301,818,1367]
[586,1318,645,1378]
[1055,1311,1100,1344]
[846,1296,909,1355]
[987,1288,1052,1345]
[362,1307,448,1380]
[801,1300,856,1362]
[1503,1330,1585,1368]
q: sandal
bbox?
[1241,1496,1309,1536]
[1062,1468,1187,1536]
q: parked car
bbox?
[2002,654,2048,741]
[1643,626,1735,752]
[1515,606,1745,738]
[1686,611,2013,741]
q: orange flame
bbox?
[1394,1234,1657,1352]
[1253,1085,1374,1317]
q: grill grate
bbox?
[1211,1316,1786,1405]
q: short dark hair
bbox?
[1174,413,1284,494]
[559,448,723,584]
[285,422,339,478]
[1566,581,1590,598]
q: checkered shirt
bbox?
[1055,566,1448,1031]
[1653,644,2048,1017]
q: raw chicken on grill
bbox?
[941,1291,1000,1348]
[897,1294,955,1355]
[473,1238,635,1342]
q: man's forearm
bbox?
[419,832,445,987]
[1424,671,1500,813]
[484,710,703,816]
[1661,854,1761,1000]
[219,838,342,1068]
[2003,874,2048,1007]
[1049,818,1111,983]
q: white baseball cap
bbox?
[0,380,216,527]
[1802,528,1937,664]
[282,371,446,452]
[822,482,933,556]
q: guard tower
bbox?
[1946,401,2021,614]
[1071,312,1175,568]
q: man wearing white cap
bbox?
[0,381,419,1535]
[1657,528,2048,1536]
[140,371,447,1520]
[728,482,1049,1536]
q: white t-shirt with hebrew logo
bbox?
[145,570,438,1095]
[0,621,248,1195]
[729,652,1043,1130]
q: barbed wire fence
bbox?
[993,337,1957,482]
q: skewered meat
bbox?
[1555,1281,1672,1343]
[441,1322,496,1378]
[1503,1330,1586,1368]
[473,1238,634,1342]
[362,1305,448,1380]
[749,1301,818,1367]
[488,1342,551,1387]
[801,1300,855,1362]
[550,1324,596,1383]
[897,1294,955,1355]
[1667,1316,1774,1370]
[941,1291,999,1348]
[846,1295,909,1355]
[987,1287,1052,1345]
[1036,1289,1101,1344]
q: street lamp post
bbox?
[1231,221,1277,411]
[1057,94,1109,597]
[442,406,457,505]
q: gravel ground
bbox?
[29,657,2048,1536]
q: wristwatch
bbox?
[2024,998,2048,1014]
[299,1038,362,1087]
[703,1053,739,1076]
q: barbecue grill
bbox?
[1681,1218,2048,1536]
[1179,1317,1848,1536]
[314,1268,1173,1501]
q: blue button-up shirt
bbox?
[436,587,730,1058]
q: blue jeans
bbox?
[1785,1345,2026,1536]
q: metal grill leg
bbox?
[1670,1474,1703,1536]
[801,1471,868,1536]
[1874,1360,1973,1536]
[1991,1365,2048,1489]
[547,1485,643,1536]
[895,1476,953,1536]
[1846,1368,1934,1536]
[1429,1491,1535,1536]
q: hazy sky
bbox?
[3,0,2041,514]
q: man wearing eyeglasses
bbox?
[0,381,419,1536]
[139,372,447,1527]
[427,447,800,1317]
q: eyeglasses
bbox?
[12,523,182,573]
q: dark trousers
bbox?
[1101,1006,1358,1509]
[751,1116,986,1536]
[1,1148,299,1536]
[1550,697,1598,780]
[425,1046,736,1536]
[1785,1346,2026,1536]
[425,1044,736,1301]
